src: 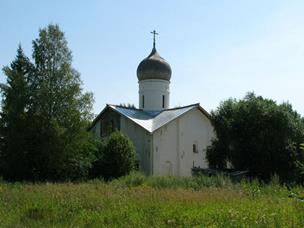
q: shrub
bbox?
[116,171,146,187]
[207,92,304,182]
[93,131,136,180]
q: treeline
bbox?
[0,24,136,181]
[206,93,304,184]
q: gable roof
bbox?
[90,103,211,133]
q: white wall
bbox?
[152,121,178,176]
[138,79,170,111]
[120,116,152,175]
[178,108,214,176]
[152,108,214,176]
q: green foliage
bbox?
[116,171,146,187]
[92,131,136,180]
[207,92,304,182]
[0,25,96,181]
[300,143,304,151]
[295,146,304,184]
[0,46,34,180]
[206,139,227,169]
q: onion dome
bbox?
[137,46,172,81]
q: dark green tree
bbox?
[0,46,33,180]
[295,143,304,184]
[93,131,136,180]
[206,92,304,182]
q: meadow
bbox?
[0,173,304,227]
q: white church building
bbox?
[90,32,215,176]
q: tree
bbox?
[295,143,304,184]
[93,131,136,180]
[0,46,33,180]
[206,92,304,182]
[300,144,304,152]
[1,24,97,181]
[29,24,96,180]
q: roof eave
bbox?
[87,104,111,131]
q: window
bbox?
[142,95,145,108]
[162,95,165,108]
[193,144,198,153]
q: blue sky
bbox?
[1,0,303,115]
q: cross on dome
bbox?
[150,30,158,49]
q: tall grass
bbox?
[0,173,303,227]
[114,171,233,189]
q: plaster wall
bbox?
[91,109,121,137]
[178,108,214,176]
[152,108,215,176]
[152,120,178,176]
[139,79,170,111]
[120,116,152,175]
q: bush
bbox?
[116,171,146,187]
[92,131,136,180]
[207,92,304,182]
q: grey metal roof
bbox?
[108,103,206,133]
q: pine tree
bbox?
[0,45,33,180]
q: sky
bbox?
[1,0,303,115]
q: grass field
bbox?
[0,173,304,227]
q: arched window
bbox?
[162,95,165,108]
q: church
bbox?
[90,32,215,176]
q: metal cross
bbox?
[151,30,159,48]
